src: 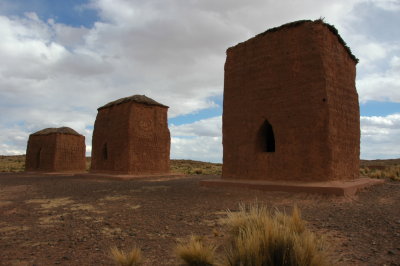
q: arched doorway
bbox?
[102,143,108,160]
[36,148,42,169]
[259,120,275,152]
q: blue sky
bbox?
[0,0,399,162]
[0,0,98,27]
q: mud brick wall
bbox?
[129,104,170,173]
[91,99,170,174]
[53,134,86,171]
[222,20,360,181]
[91,103,132,173]
[25,132,86,172]
[26,134,57,171]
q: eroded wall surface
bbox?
[91,103,131,173]
[91,102,170,174]
[222,21,359,181]
[54,134,86,171]
[25,134,86,172]
[129,104,170,174]
[26,134,57,171]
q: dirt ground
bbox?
[0,173,399,266]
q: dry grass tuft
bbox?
[221,203,329,266]
[170,160,222,175]
[176,235,217,266]
[0,156,223,175]
[110,246,143,266]
[0,155,25,172]
[361,165,400,181]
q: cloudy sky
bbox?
[0,0,399,162]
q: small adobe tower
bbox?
[222,19,360,182]
[90,95,170,174]
[25,127,86,172]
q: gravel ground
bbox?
[0,173,399,265]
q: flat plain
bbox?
[0,156,399,265]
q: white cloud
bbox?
[343,1,400,103]
[390,55,400,70]
[170,116,222,162]
[361,114,400,159]
[0,0,399,161]
[170,116,221,137]
[171,136,222,163]
[358,74,400,103]
[0,126,30,155]
[357,51,400,103]
[369,0,400,11]
[356,42,389,65]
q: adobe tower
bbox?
[25,127,86,172]
[90,95,170,175]
[222,20,360,182]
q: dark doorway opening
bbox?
[102,143,108,160]
[36,148,42,168]
[259,120,275,152]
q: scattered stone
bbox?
[387,250,395,255]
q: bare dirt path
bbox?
[0,173,399,265]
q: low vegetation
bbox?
[175,204,330,266]
[0,156,223,175]
[85,157,91,171]
[170,160,222,175]
[110,246,143,266]
[0,155,25,172]
[360,159,400,181]
[175,235,216,266]
[2,155,400,181]
[360,165,400,181]
[221,204,329,266]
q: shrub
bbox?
[221,203,329,266]
[110,246,143,266]
[176,235,216,266]
[170,160,222,175]
[194,169,203,175]
[361,165,400,181]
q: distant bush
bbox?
[110,246,143,266]
[361,165,400,181]
[0,155,25,172]
[170,160,222,175]
[193,168,203,175]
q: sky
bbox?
[0,0,399,163]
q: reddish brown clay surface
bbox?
[223,20,360,182]
[25,127,86,172]
[0,173,399,265]
[91,95,170,175]
[201,178,384,196]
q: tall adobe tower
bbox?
[25,127,86,172]
[222,20,360,181]
[91,95,170,174]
